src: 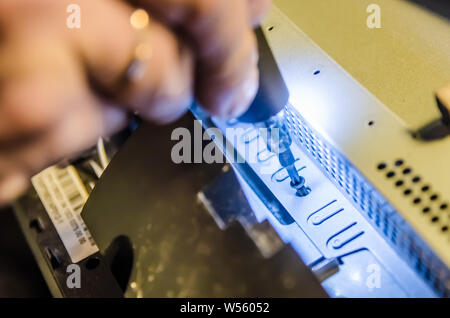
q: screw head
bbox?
[296,186,311,197]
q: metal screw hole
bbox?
[403,168,412,175]
[386,171,395,178]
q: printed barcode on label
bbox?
[32,166,99,263]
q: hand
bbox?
[437,84,450,111]
[0,0,271,204]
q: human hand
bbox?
[0,0,271,204]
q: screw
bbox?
[290,177,311,197]
[296,186,311,197]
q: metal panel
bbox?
[259,5,450,295]
[193,2,450,296]
[273,0,450,128]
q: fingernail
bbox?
[0,174,29,204]
[227,69,259,118]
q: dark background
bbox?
[409,0,450,19]
[0,207,50,297]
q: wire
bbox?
[88,160,104,178]
[97,138,109,170]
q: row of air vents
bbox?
[377,160,449,233]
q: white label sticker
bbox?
[32,166,99,263]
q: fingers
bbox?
[0,88,128,204]
[0,174,29,205]
[0,0,194,204]
[437,83,450,110]
[247,0,272,26]
[130,0,261,118]
[115,23,194,124]
[0,1,130,204]
[0,0,272,205]
[0,102,128,205]
[72,0,194,124]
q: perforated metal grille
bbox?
[375,161,450,234]
[284,104,449,297]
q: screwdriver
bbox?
[238,28,310,197]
